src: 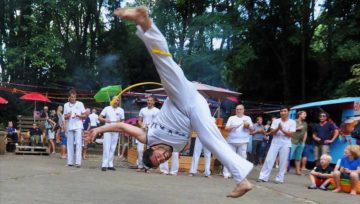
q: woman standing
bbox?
[290,111,308,175]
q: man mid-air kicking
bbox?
[87,6,253,198]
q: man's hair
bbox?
[69,88,77,96]
[319,111,329,118]
[297,110,306,117]
[279,106,290,111]
[147,95,155,101]
[142,148,155,168]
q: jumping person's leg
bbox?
[190,95,253,198]
[114,7,197,111]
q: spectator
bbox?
[251,116,266,166]
[308,154,333,190]
[64,89,86,168]
[89,108,100,129]
[5,121,18,143]
[332,145,360,195]
[82,108,91,159]
[291,111,308,175]
[223,104,253,179]
[189,137,212,178]
[5,121,18,152]
[56,105,67,159]
[28,123,43,146]
[313,112,339,165]
[257,107,296,184]
[99,96,125,171]
[137,96,160,172]
[47,110,57,154]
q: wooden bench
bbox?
[15,115,49,155]
[16,115,46,145]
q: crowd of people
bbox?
[4,6,360,198]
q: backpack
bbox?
[351,123,360,139]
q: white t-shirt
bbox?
[100,106,125,124]
[271,118,296,147]
[139,106,160,126]
[64,101,86,130]
[225,115,253,143]
[89,113,99,127]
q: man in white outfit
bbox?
[87,6,253,198]
[257,106,296,183]
[99,96,125,171]
[64,89,86,167]
[137,96,160,171]
[189,137,212,177]
[223,104,253,179]
[89,108,100,129]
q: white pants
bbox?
[67,129,83,165]
[102,132,119,168]
[189,138,211,176]
[223,142,248,177]
[258,144,290,183]
[136,141,145,168]
[137,24,253,183]
[159,152,179,174]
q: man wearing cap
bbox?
[99,96,125,171]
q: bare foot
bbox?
[350,190,357,195]
[113,6,151,31]
[332,188,341,193]
[226,178,252,198]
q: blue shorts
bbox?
[291,143,305,160]
[60,131,67,145]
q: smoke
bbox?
[94,53,123,87]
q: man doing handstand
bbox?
[87,6,253,198]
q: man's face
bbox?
[319,114,327,122]
[112,97,120,106]
[148,144,173,167]
[44,107,48,112]
[280,108,289,119]
[257,118,263,124]
[32,124,37,129]
[235,105,244,116]
[147,97,155,108]
[69,94,76,103]
[92,109,97,114]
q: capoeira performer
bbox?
[87,6,253,198]
[64,89,86,167]
[189,137,212,177]
[137,96,160,171]
[257,107,296,183]
[99,96,125,171]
